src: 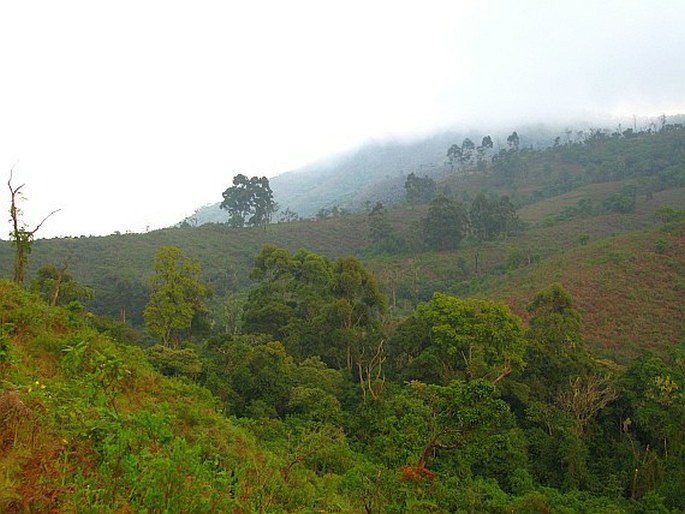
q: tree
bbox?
[220,174,276,229]
[506,131,520,151]
[476,136,494,170]
[355,379,511,475]
[557,374,616,436]
[522,283,593,403]
[220,174,251,227]
[446,144,462,171]
[469,193,519,241]
[469,193,493,241]
[409,379,510,470]
[368,202,391,244]
[480,135,494,151]
[249,176,277,228]
[143,246,209,347]
[404,173,437,204]
[460,138,476,166]
[242,246,387,385]
[29,261,94,306]
[422,196,468,250]
[7,170,60,285]
[416,293,527,384]
[526,283,582,348]
[367,202,404,254]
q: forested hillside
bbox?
[2,122,685,512]
[183,123,591,225]
[1,122,683,353]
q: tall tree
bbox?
[220,175,276,229]
[143,246,209,347]
[523,283,591,403]
[506,131,520,150]
[368,202,391,244]
[446,143,462,171]
[404,173,437,204]
[460,138,476,166]
[423,196,469,250]
[417,293,527,384]
[476,135,494,169]
[248,176,277,228]
[7,170,59,285]
[469,193,519,241]
[480,135,493,151]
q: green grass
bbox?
[0,280,356,512]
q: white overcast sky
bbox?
[1,0,684,238]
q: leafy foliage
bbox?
[404,172,437,204]
[423,196,469,250]
[143,246,210,346]
[29,263,94,306]
[1,122,685,513]
[220,174,276,228]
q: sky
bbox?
[1,0,684,239]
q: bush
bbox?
[146,344,203,378]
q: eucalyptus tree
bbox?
[220,174,276,229]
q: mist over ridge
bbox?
[184,112,684,226]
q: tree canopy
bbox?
[143,246,210,347]
[404,172,437,204]
[220,174,276,228]
[423,196,469,250]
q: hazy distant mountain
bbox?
[181,116,684,226]
[182,131,465,226]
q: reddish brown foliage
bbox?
[399,465,436,482]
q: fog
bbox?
[1,0,683,238]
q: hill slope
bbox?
[483,222,685,360]
[1,124,683,359]
[0,280,301,512]
[186,131,460,225]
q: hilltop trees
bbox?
[507,131,520,150]
[447,135,494,171]
[447,144,462,170]
[220,174,276,228]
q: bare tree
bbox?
[557,375,617,436]
[7,168,60,285]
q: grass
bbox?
[7,183,680,364]
[481,222,685,361]
[0,280,276,512]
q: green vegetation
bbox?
[1,121,684,511]
[3,269,684,511]
[143,246,210,347]
[220,174,276,229]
